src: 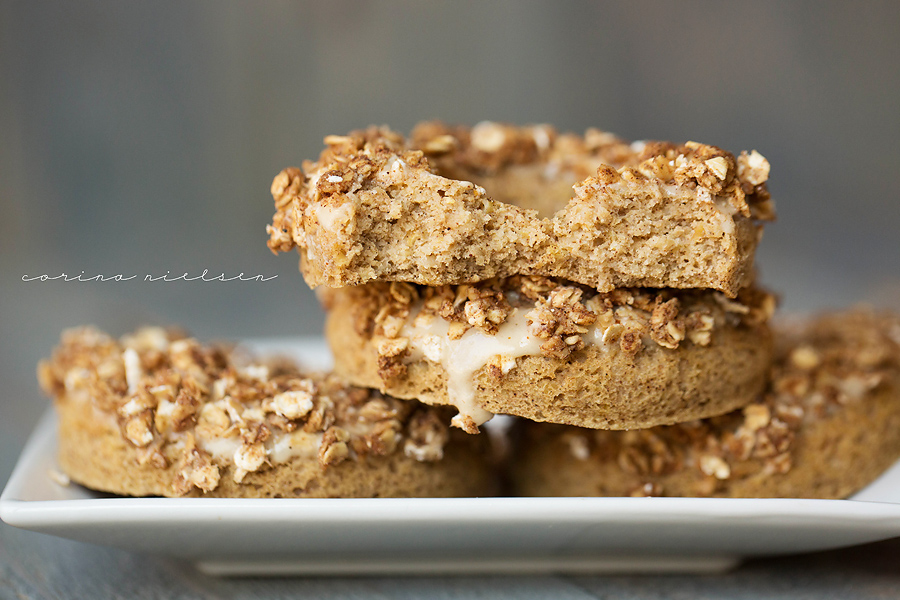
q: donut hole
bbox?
[431,162,591,219]
[413,122,620,218]
[464,164,585,218]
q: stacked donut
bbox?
[40,121,900,499]
[267,121,900,498]
[269,122,776,433]
[512,310,900,498]
[39,326,495,498]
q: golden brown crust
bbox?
[39,326,494,498]
[55,398,492,498]
[509,309,900,498]
[267,122,774,297]
[322,278,775,431]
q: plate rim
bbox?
[4,409,900,530]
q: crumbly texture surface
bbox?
[39,327,493,498]
[509,309,900,499]
[268,122,774,297]
[321,277,775,431]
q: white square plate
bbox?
[3,338,900,576]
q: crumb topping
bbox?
[268,121,774,296]
[38,326,454,496]
[272,120,774,228]
[326,277,775,381]
[408,122,773,219]
[540,309,900,497]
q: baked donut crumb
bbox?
[510,309,900,498]
[39,326,477,497]
[269,121,774,296]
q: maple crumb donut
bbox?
[38,327,494,498]
[267,121,774,297]
[321,277,776,433]
[509,309,900,499]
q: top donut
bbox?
[267,121,774,297]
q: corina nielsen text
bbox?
[22,269,278,282]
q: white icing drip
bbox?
[198,429,324,466]
[269,430,323,464]
[314,203,353,233]
[122,348,142,394]
[199,435,241,462]
[398,293,670,427]
[403,307,545,427]
[716,210,735,235]
[712,194,737,233]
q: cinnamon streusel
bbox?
[320,277,776,432]
[39,326,493,498]
[509,309,900,498]
[267,122,773,296]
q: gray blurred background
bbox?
[2,1,899,476]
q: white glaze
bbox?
[314,203,353,233]
[402,307,545,427]
[122,348,142,394]
[198,429,323,466]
